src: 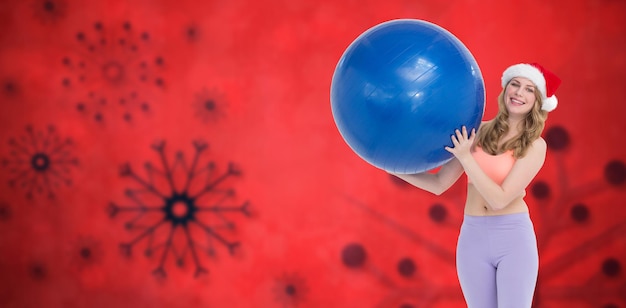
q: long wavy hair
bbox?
[475,82,549,158]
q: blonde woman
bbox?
[392,63,561,308]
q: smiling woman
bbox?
[478,63,561,159]
[392,62,561,308]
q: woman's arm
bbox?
[390,157,465,195]
[447,127,547,210]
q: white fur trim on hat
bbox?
[501,63,556,112]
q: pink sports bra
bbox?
[468,146,516,185]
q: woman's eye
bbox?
[525,88,535,93]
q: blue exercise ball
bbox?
[331,19,485,174]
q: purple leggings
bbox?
[456,213,538,308]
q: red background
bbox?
[1,0,625,307]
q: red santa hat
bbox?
[501,63,562,112]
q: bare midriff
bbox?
[464,184,528,216]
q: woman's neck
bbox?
[499,117,523,145]
[506,116,524,135]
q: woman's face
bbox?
[504,77,537,116]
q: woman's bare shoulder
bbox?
[533,137,547,149]
[524,137,547,158]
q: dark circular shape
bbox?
[341,243,367,268]
[531,181,551,200]
[76,32,85,41]
[176,258,184,267]
[604,160,626,186]
[31,152,50,172]
[187,27,198,40]
[62,78,71,87]
[94,21,103,31]
[30,263,47,280]
[43,1,55,12]
[570,203,590,223]
[429,203,447,223]
[155,57,164,66]
[80,247,92,260]
[204,99,216,111]
[102,61,125,83]
[399,304,415,308]
[123,21,132,31]
[601,258,621,277]
[285,284,297,296]
[601,304,618,308]
[397,257,417,278]
[141,32,150,41]
[545,125,570,151]
[163,192,197,226]
[4,82,15,94]
[0,203,11,221]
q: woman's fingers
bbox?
[450,134,459,146]
[454,129,462,142]
[469,128,476,141]
[448,126,477,153]
[454,127,469,141]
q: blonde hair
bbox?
[476,83,548,158]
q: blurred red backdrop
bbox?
[0,0,625,307]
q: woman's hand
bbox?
[444,126,476,160]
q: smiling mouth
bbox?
[510,98,525,105]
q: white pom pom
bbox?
[542,95,558,112]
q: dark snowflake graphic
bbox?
[1,125,79,200]
[108,140,251,278]
[342,125,626,307]
[531,125,626,307]
[273,272,310,307]
[61,21,165,124]
[193,87,227,124]
[341,197,464,307]
[31,0,68,25]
